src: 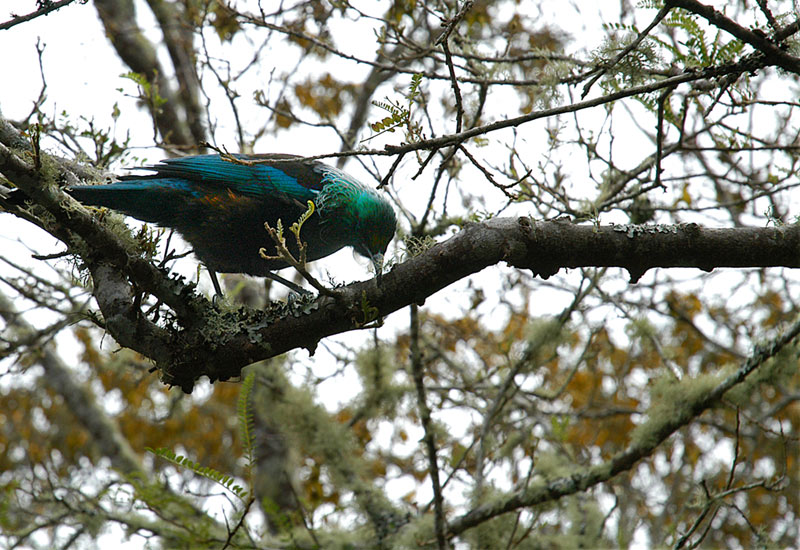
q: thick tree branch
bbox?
[3,139,800,392]
[152,219,800,391]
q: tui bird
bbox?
[66,154,397,294]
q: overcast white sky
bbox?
[4,2,784,547]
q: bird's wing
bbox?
[67,154,327,227]
[139,154,322,203]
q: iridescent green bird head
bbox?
[350,190,397,273]
[315,166,397,275]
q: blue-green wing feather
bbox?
[148,154,321,201]
[67,154,322,224]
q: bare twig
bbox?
[435,0,474,45]
[410,305,448,550]
[0,0,81,31]
[220,496,255,550]
[441,40,465,134]
[378,151,406,189]
[654,85,676,190]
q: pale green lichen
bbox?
[393,514,437,549]
[250,365,407,543]
[630,368,728,448]
[352,345,407,420]
[723,342,798,406]
[531,448,579,481]
[612,222,680,238]
[523,317,569,367]
[403,234,436,258]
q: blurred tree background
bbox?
[1,0,799,548]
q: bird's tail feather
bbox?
[67,183,183,223]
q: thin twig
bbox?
[410,304,448,550]
[378,151,406,189]
[0,0,81,31]
[412,149,439,180]
[442,40,464,134]
[654,86,675,190]
[458,145,519,198]
[220,496,254,550]
[726,409,741,493]
[754,0,778,31]
[435,0,474,46]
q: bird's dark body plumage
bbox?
[66,154,396,280]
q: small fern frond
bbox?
[146,447,249,501]
[238,371,257,477]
